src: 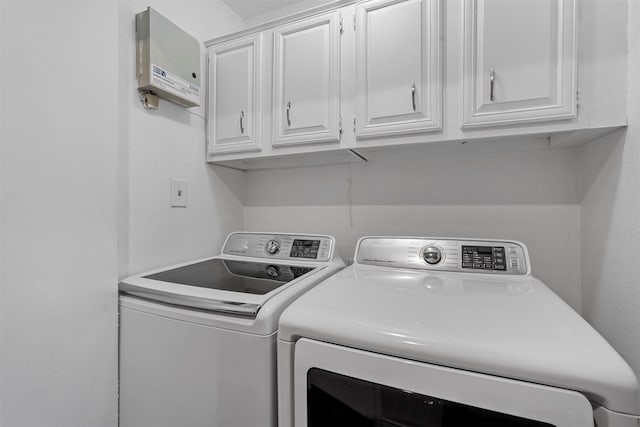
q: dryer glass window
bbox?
[307,368,555,427]
[144,259,315,295]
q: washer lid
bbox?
[120,258,317,317]
[143,259,313,294]
[278,265,640,415]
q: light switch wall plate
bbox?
[171,178,187,207]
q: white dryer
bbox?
[278,237,640,427]
[119,232,344,427]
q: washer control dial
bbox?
[423,246,443,265]
[265,239,281,255]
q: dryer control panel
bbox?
[222,233,334,262]
[355,237,529,275]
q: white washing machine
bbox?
[278,236,640,427]
[118,232,344,427]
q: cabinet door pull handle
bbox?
[286,101,292,127]
[239,110,245,134]
[411,82,416,112]
[490,68,496,102]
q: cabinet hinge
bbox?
[353,14,357,31]
[339,15,344,34]
[576,90,580,109]
[339,117,343,136]
[353,116,356,132]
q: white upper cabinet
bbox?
[204,0,625,168]
[272,11,342,146]
[462,0,576,128]
[355,0,441,139]
[207,34,262,155]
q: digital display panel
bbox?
[462,246,506,271]
[290,239,321,259]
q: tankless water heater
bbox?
[135,7,201,108]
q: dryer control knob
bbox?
[265,239,281,255]
[423,246,442,265]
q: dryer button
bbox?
[423,246,442,265]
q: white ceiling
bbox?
[222,0,310,20]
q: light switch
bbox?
[171,178,187,207]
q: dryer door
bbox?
[293,339,594,427]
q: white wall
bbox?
[117,0,246,277]
[245,144,583,310]
[0,1,247,426]
[0,1,119,425]
[580,0,640,390]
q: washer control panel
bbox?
[356,237,529,275]
[222,233,334,262]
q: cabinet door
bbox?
[462,0,576,128]
[208,34,262,155]
[273,12,341,146]
[355,0,441,139]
